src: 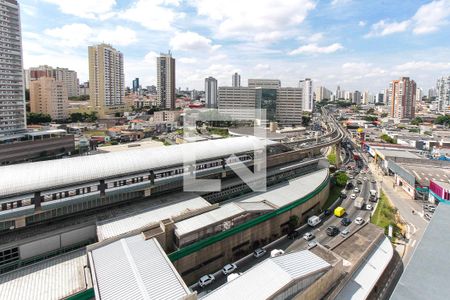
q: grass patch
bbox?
[327,147,336,165]
[371,191,401,238]
[207,127,229,137]
[322,184,342,210]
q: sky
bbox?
[20,0,450,93]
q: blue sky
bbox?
[20,0,450,93]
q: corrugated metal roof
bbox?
[90,236,191,300]
[0,136,264,197]
[203,250,330,300]
[234,201,275,212]
[239,169,328,208]
[97,194,211,241]
[0,249,87,300]
[174,203,245,237]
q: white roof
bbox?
[90,236,191,300]
[97,194,211,241]
[174,203,245,237]
[203,250,330,300]
[0,250,87,300]
[0,136,264,197]
[239,169,328,208]
[335,237,393,300]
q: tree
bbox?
[335,172,349,187]
[27,112,52,124]
[435,115,450,125]
[381,113,388,118]
[288,215,299,232]
[301,115,311,127]
[364,116,378,122]
[411,117,423,126]
[366,108,375,115]
[380,134,396,144]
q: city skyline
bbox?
[20,0,450,93]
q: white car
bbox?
[303,232,315,241]
[350,194,356,200]
[353,187,360,193]
[253,248,267,258]
[270,249,285,257]
[366,204,373,210]
[363,177,368,181]
[198,274,215,287]
[222,263,237,275]
[306,241,317,249]
[341,229,350,237]
[355,217,365,225]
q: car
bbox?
[429,207,436,213]
[341,217,352,226]
[348,175,354,179]
[270,249,285,257]
[341,229,350,237]
[222,263,237,275]
[346,182,354,190]
[306,241,317,249]
[253,248,266,258]
[198,274,215,287]
[303,232,315,241]
[287,231,300,239]
[357,180,363,185]
[350,194,356,200]
[353,187,360,193]
[326,225,339,236]
[340,193,347,199]
[425,213,432,221]
[366,204,373,210]
[324,209,331,216]
[355,217,365,225]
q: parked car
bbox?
[306,241,317,249]
[341,228,350,237]
[341,217,352,226]
[366,204,373,210]
[355,217,365,225]
[357,180,363,185]
[308,215,321,227]
[222,263,237,275]
[350,194,356,200]
[353,187,360,193]
[270,249,285,257]
[253,248,267,258]
[326,225,339,236]
[425,213,432,221]
[198,274,215,287]
[363,177,367,181]
[324,209,331,216]
[303,232,315,241]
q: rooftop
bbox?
[391,204,450,300]
[377,149,422,160]
[399,163,450,187]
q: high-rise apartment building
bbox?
[315,86,332,101]
[30,77,68,120]
[204,77,218,108]
[232,72,241,87]
[352,91,361,105]
[79,82,89,96]
[276,88,303,126]
[299,78,313,112]
[0,0,26,136]
[157,52,176,109]
[389,77,416,119]
[28,65,79,97]
[88,44,125,116]
[437,76,450,113]
[248,79,281,89]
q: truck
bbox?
[308,215,321,227]
[354,197,365,209]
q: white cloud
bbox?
[179,57,198,64]
[169,31,220,51]
[191,0,316,41]
[412,0,450,34]
[297,32,324,43]
[43,0,116,19]
[331,0,351,5]
[289,43,343,55]
[365,20,410,37]
[118,0,181,31]
[255,64,271,71]
[144,51,159,63]
[358,21,366,27]
[44,24,138,47]
[393,61,450,72]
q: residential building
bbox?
[299,78,313,112]
[0,0,26,136]
[248,79,281,89]
[153,110,181,123]
[204,77,218,108]
[352,90,361,105]
[79,82,89,96]
[232,72,241,87]
[218,87,257,120]
[132,78,139,93]
[30,77,69,120]
[389,77,416,119]
[28,65,79,97]
[375,92,384,104]
[88,44,125,116]
[437,76,450,113]
[362,91,370,105]
[316,86,332,101]
[276,87,303,126]
[157,52,176,109]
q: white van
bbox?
[369,190,377,202]
[270,249,285,257]
[308,215,321,227]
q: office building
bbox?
[218,87,257,120]
[437,76,450,113]
[132,78,140,93]
[248,79,281,89]
[232,72,241,87]
[389,77,416,119]
[352,90,361,105]
[30,77,68,120]
[157,52,176,109]
[28,65,79,98]
[0,0,26,136]
[375,92,384,104]
[276,88,303,126]
[299,78,313,112]
[204,77,218,108]
[88,44,125,116]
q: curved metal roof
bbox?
[0,136,264,198]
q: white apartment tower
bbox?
[157,52,176,109]
[389,77,416,119]
[88,44,125,115]
[232,72,241,87]
[0,0,26,136]
[437,76,450,113]
[205,77,218,108]
[299,78,313,112]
